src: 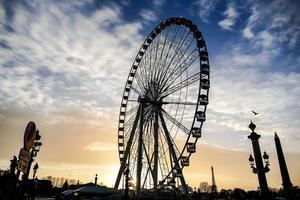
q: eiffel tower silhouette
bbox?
[211,166,217,193]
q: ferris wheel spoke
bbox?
[140,31,163,92]
[158,111,187,191]
[160,124,181,157]
[163,26,192,72]
[152,108,159,188]
[127,99,138,103]
[162,101,198,106]
[156,35,195,88]
[168,48,199,83]
[160,72,201,99]
[142,165,151,189]
[125,105,139,116]
[131,86,144,97]
[124,108,139,129]
[158,150,168,180]
[159,129,171,176]
[150,29,162,88]
[159,128,174,179]
[159,48,199,93]
[115,105,141,189]
[158,111,182,168]
[142,141,155,183]
[160,109,190,135]
[140,56,151,92]
[130,145,138,178]
[156,32,195,88]
[154,25,181,84]
[135,72,147,93]
[154,25,192,83]
[151,26,172,84]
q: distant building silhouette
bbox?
[62,179,69,190]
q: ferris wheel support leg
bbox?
[158,111,188,194]
[114,106,141,190]
[153,108,159,189]
[136,102,144,196]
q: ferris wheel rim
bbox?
[116,17,210,190]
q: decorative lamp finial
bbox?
[249,120,256,132]
[249,154,254,162]
[263,152,269,160]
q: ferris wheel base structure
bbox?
[114,17,210,196]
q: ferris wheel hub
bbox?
[138,96,163,107]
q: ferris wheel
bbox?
[114,17,210,194]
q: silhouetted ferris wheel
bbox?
[114,17,210,194]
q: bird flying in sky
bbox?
[252,111,259,115]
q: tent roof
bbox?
[74,186,115,194]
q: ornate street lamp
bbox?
[24,129,42,182]
[247,121,270,197]
[32,163,39,179]
[95,174,98,186]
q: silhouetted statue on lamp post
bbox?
[247,121,270,197]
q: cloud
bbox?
[204,35,300,152]
[218,3,239,30]
[153,0,166,7]
[242,4,260,39]
[255,31,274,48]
[242,0,300,50]
[0,1,143,120]
[242,26,254,39]
[139,9,158,22]
[194,1,300,152]
[84,142,117,151]
[195,0,219,23]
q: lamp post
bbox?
[95,174,98,186]
[24,139,42,182]
[24,130,42,183]
[247,121,270,197]
[32,163,39,179]
[20,129,42,199]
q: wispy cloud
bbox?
[153,0,166,7]
[0,1,143,121]
[195,0,219,23]
[84,142,117,152]
[205,36,300,152]
[218,2,238,30]
[242,5,259,39]
[139,9,158,22]
[242,0,300,50]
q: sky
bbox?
[0,0,300,190]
